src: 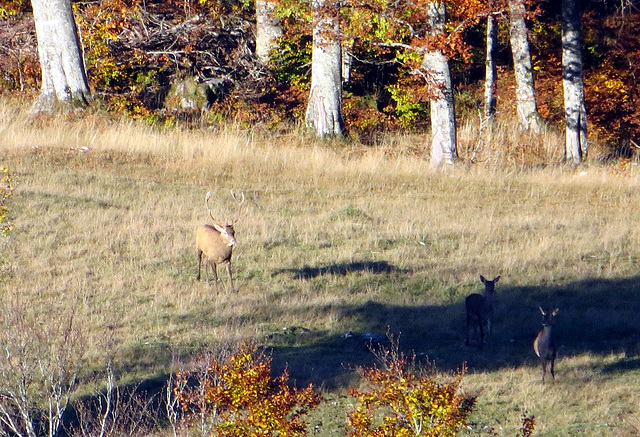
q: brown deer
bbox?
[465,275,500,350]
[533,307,559,383]
[196,190,244,291]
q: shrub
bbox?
[171,342,322,437]
[0,166,12,235]
[347,336,474,437]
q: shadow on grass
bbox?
[108,274,640,392]
[267,275,640,389]
[272,260,409,279]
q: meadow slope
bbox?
[1,107,640,435]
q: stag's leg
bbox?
[550,357,555,381]
[197,250,203,281]
[211,262,218,282]
[226,262,234,291]
[541,359,547,383]
[465,313,471,346]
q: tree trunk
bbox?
[562,0,588,163]
[423,1,457,167]
[255,0,282,64]
[509,0,541,132]
[484,12,497,121]
[305,0,345,138]
[30,0,90,113]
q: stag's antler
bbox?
[205,192,217,222]
[230,190,245,224]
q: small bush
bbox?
[0,166,13,235]
[171,342,322,437]
[347,335,474,437]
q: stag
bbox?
[196,190,244,291]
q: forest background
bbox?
[0,0,638,157]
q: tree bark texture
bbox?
[562,0,588,163]
[305,0,345,138]
[509,0,541,132]
[30,0,90,113]
[423,1,457,167]
[484,12,497,120]
[255,0,282,64]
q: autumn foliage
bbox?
[172,342,322,437]
[346,338,474,437]
[0,166,12,235]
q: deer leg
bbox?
[226,262,234,292]
[478,318,484,350]
[550,357,555,381]
[541,359,547,383]
[466,314,471,346]
[197,250,203,281]
[211,262,219,282]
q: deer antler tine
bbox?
[230,190,245,224]
[230,190,245,206]
[205,191,215,222]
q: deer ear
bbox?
[480,275,486,283]
[552,308,559,316]
[213,223,225,233]
[493,275,500,282]
[539,306,545,315]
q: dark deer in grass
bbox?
[533,307,559,383]
[196,190,245,291]
[465,275,500,350]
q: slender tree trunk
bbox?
[342,39,354,84]
[30,0,90,113]
[305,0,345,138]
[562,0,588,163]
[484,11,497,121]
[255,0,282,64]
[509,0,541,132]
[423,1,457,167]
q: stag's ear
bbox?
[213,223,225,234]
[539,306,546,315]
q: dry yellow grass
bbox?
[2,99,640,435]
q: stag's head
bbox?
[205,190,245,246]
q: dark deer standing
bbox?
[196,190,244,291]
[465,275,500,350]
[533,307,559,383]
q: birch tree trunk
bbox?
[484,12,497,121]
[562,0,588,163]
[255,0,282,64]
[509,0,541,132]
[305,0,345,138]
[423,1,457,167]
[31,0,90,113]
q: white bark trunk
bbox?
[484,13,497,120]
[509,0,541,132]
[255,0,282,64]
[423,1,457,167]
[305,0,344,138]
[562,0,587,163]
[342,39,354,84]
[31,0,90,113]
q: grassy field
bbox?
[2,101,640,436]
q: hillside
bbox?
[1,104,640,435]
